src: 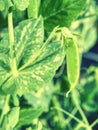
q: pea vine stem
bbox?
[91,119,98,128]
[8,7,17,75]
[52,107,92,130]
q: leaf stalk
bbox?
[8,7,17,75]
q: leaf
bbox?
[16,107,43,128]
[7,107,19,129]
[71,0,97,53]
[0,0,13,18]
[24,83,54,111]
[0,95,6,110]
[15,16,44,66]
[12,94,19,106]
[0,0,5,11]
[62,28,80,96]
[0,36,9,54]
[0,116,8,130]
[27,0,40,18]
[79,66,98,112]
[13,0,29,11]
[82,100,98,112]
[1,17,65,95]
[39,0,86,31]
[0,53,11,89]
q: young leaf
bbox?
[6,107,19,129]
[15,16,44,66]
[62,28,80,96]
[27,0,40,18]
[39,0,86,31]
[15,107,43,128]
[13,0,29,11]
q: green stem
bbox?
[75,123,84,130]
[8,7,17,75]
[8,7,14,59]
[52,107,83,125]
[72,90,90,126]
[66,108,77,124]
[52,96,66,122]
[77,104,89,125]
[52,107,92,130]
[0,95,10,124]
[91,119,98,128]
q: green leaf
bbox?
[0,52,11,90]
[0,0,15,30]
[0,36,9,54]
[82,100,98,112]
[16,107,43,128]
[0,0,13,18]
[1,17,65,95]
[0,95,5,109]
[27,0,40,18]
[12,94,19,106]
[13,0,29,11]
[24,83,54,111]
[39,0,86,31]
[0,0,5,11]
[71,0,97,53]
[62,28,80,96]
[0,116,8,130]
[15,16,44,66]
[6,107,19,129]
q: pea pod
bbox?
[62,28,80,97]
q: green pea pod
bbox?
[62,28,80,97]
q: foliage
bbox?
[0,0,98,130]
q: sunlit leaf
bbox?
[0,17,65,95]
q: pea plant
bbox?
[0,0,98,130]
